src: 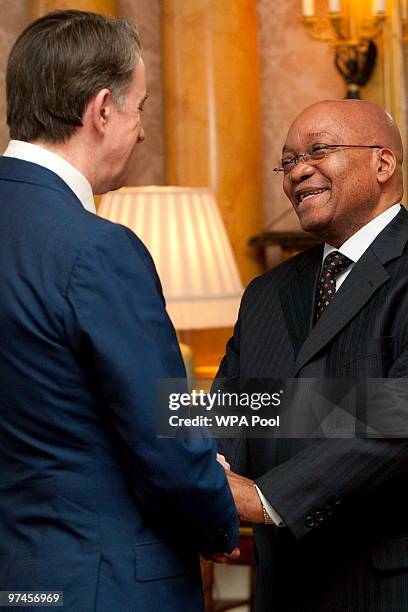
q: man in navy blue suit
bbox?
[0,10,238,611]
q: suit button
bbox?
[334,500,342,508]
[305,516,316,529]
[324,504,333,516]
[216,529,231,542]
[314,511,324,522]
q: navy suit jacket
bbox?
[0,157,238,612]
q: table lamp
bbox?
[98,186,243,382]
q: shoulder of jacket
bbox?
[244,245,321,294]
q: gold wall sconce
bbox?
[302,1,387,99]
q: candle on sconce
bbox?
[302,0,315,17]
[329,0,341,13]
[372,0,385,14]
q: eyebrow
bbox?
[282,131,335,153]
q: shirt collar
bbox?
[3,140,96,214]
[323,203,401,263]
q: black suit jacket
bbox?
[216,206,408,612]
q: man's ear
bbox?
[377,148,397,184]
[85,88,112,136]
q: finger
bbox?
[202,553,229,564]
[202,547,240,564]
[211,555,229,564]
[228,547,240,560]
[216,453,231,470]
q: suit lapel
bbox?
[292,206,408,376]
[279,245,323,357]
[293,250,389,375]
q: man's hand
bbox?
[226,470,265,524]
[202,547,240,564]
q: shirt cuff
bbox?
[254,485,285,527]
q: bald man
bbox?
[215,100,408,611]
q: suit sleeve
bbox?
[256,349,408,539]
[256,437,408,539]
[63,223,238,553]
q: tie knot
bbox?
[323,251,353,276]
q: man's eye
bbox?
[310,144,328,153]
[282,159,294,168]
[309,145,330,160]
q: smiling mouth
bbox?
[296,188,329,205]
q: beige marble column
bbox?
[30,0,117,20]
[162,0,263,287]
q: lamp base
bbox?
[179,342,195,391]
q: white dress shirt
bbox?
[323,203,401,288]
[256,203,402,526]
[3,140,95,214]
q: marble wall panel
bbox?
[119,0,165,186]
[0,1,27,154]
[257,0,344,230]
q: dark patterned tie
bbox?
[315,251,353,321]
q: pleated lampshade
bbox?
[98,186,243,330]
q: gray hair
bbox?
[6,10,141,143]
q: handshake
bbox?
[205,453,265,564]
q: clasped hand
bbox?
[217,454,264,524]
[204,454,264,564]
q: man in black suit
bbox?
[216,100,408,611]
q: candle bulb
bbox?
[373,0,385,14]
[329,0,341,13]
[302,0,315,17]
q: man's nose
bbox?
[288,159,315,183]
